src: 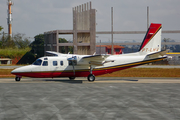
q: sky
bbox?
[0,0,180,42]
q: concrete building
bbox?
[44,2,96,55]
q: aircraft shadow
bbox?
[31,77,138,83]
[96,78,138,82]
[42,79,83,83]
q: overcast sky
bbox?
[0,0,180,42]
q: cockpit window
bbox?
[33,59,42,66]
[42,61,48,66]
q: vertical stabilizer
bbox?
[139,23,162,54]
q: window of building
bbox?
[107,49,111,54]
[42,61,48,66]
[53,61,58,66]
[115,49,119,52]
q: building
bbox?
[44,2,96,55]
[96,45,124,55]
[0,58,12,65]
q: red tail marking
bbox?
[139,23,162,51]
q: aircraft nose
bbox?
[11,65,32,75]
[11,69,16,74]
[11,67,23,75]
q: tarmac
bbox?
[0,77,180,120]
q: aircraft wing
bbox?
[82,54,111,66]
[46,51,63,56]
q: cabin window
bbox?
[42,61,48,66]
[53,61,58,66]
[33,59,42,66]
[44,58,48,60]
[60,61,63,66]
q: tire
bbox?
[15,77,21,81]
[87,74,95,82]
[69,77,75,80]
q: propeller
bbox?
[67,56,77,75]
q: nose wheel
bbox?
[15,77,21,81]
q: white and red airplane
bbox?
[11,23,168,82]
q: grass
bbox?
[0,48,31,59]
[0,69,15,77]
[1,68,180,78]
[99,68,180,77]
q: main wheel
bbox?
[87,74,95,82]
[15,77,21,81]
[69,77,75,80]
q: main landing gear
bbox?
[69,77,76,80]
[87,65,95,82]
[87,74,95,82]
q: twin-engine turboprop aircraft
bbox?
[11,23,168,82]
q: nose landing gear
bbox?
[15,75,22,81]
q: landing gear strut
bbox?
[87,65,95,82]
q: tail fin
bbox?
[139,23,162,54]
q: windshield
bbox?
[33,59,42,66]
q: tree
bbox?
[0,33,15,48]
[13,33,31,49]
[0,26,3,32]
[30,34,44,57]
[0,27,4,48]
[59,38,73,53]
[162,38,170,50]
[59,38,68,43]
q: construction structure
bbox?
[44,2,180,55]
[7,0,13,37]
[44,2,96,55]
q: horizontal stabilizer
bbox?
[146,49,169,58]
